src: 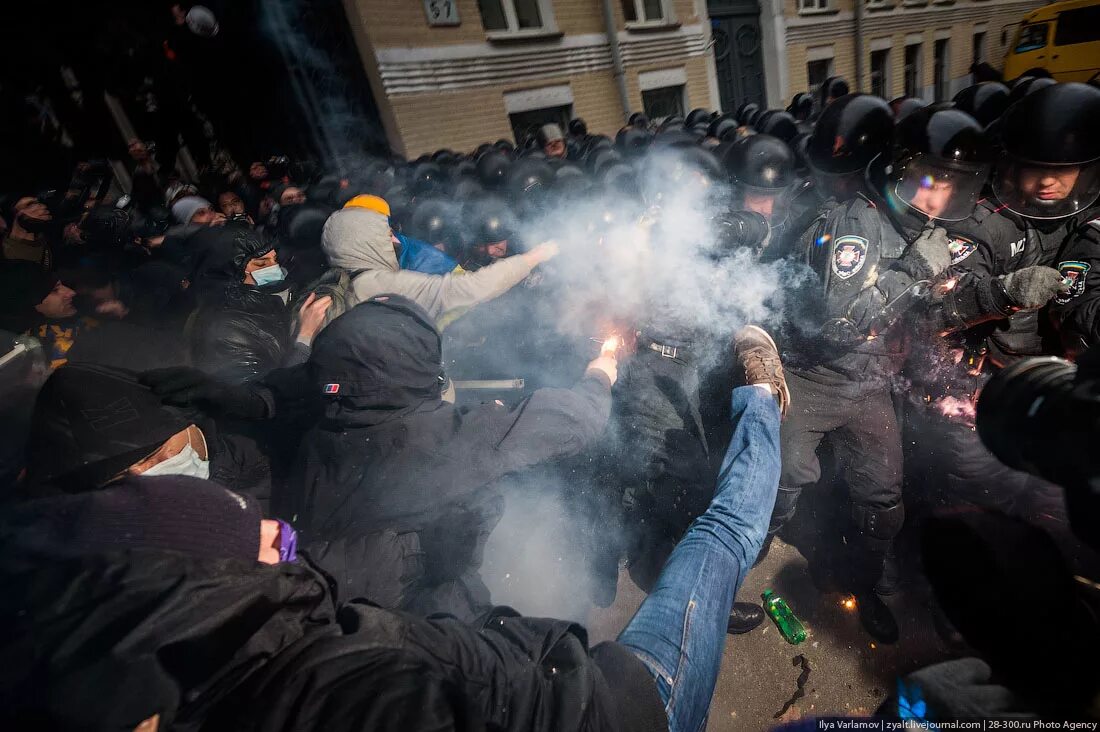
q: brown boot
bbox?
[734,325,790,418]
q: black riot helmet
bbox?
[407,197,463,252]
[889,103,992,221]
[708,115,740,141]
[722,134,796,192]
[1008,76,1057,106]
[464,195,519,248]
[889,96,927,121]
[804,93,895,176]
[735,102,761,127]
[787,92,814,121]
[685,108,713,128]
[819,76,850,109]
[755,110,799,144]
[568,118,588,138]
[616,126,651,156]
[642,145,724,207]
[476,150,512,189]
[411,162,445,195]
[629,112,650,129]
[953,82,1011,128]
[993,82,1100,219]
[506,157,555,198]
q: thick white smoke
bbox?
[474,146,815,618]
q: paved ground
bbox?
[483,488,961,732]
[584,537,956,731]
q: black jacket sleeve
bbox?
[1050,221,1100,356]
[470,371,613,479]
[924,207,1024,334]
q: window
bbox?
[1054,6,1100,46]
[621,0,670,24]
[807,58,833,96]
[508,105,572,145]
[972,31,986,65]
[641,86,685,120]
[477,0,551,33]
[799,0,829,11]
[934,38,949,101]
[870,49,890,99]
[1014,23,1049,53]
[904,43,922,98]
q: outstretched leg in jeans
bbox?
[617,385,781,732]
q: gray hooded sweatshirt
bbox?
[321,208,535,321]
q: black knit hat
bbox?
[2,475,262,562]
[25,364,189,491]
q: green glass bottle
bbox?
[762,589,807,644]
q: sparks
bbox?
[841,597,857,611]
[601,335,621,355]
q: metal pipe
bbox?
[600,0,632,122]
[854,0,865,91]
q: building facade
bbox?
[342,0,724,156]
[767,0,1048,107]
[341,0,1046,156]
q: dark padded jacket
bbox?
[186,227,306,384]
[0,543,665,732]
[785,193,929,388]
[290,297,613,621]
[1049,210,1100,357]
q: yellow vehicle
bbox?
[1002,0,1100,83]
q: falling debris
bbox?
[773,654,813,719]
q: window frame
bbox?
[798,0,832,14]
[806,57,835,97]
[622,0,677,28]
[904,42,923,98]
[933,37,950,101]
[972,30,986,65]
[478,0,560,39]
[1013,22,1049,53]
[870,48,891,99]
[641,85,687,120]
[1053,7,1100,47]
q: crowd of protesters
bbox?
[3,22,1100,725]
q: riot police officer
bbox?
[1033,84,1100,354]
[775,95,960,643]
[905,88,1100,569]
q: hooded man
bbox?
[19,363,274,507]
[320,195,558,326]
[186,228,331,384]
[290,295,617,621]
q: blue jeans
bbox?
[617,386,781,732]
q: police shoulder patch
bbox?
[1055,260,1090,305]
[832,235,868,280]
[947,235,977,265]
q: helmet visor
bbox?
[893,156,990,222]
[992,153,1100,220]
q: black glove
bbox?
[1000,265,1070,309]
[902,224,952,279]
[139,367,270,421]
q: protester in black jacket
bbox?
[291,294,617,621]
[0,475,666,732]
[187,227,331,384]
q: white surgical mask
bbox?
[251,263,286,287]
[141,430,210,480]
